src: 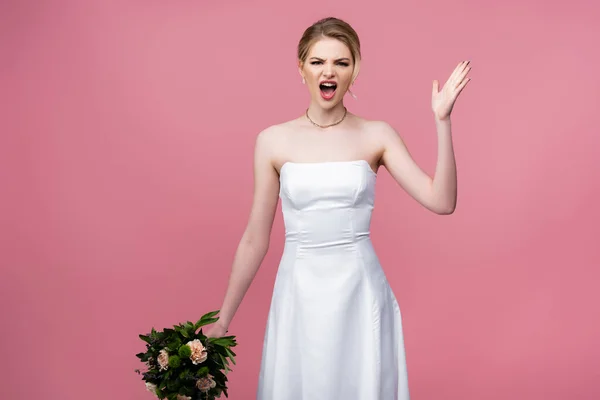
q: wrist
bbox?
[216,319,230,329]
[434,114,451,124]
[434,116,452,134]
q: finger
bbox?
[454,65,472,88]
[450,60,470,86]
[458,60,470,75]
[448,60,467,83]
[455,77,471,95]
[432,79,440,94]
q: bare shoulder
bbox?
[265,117,299,132]
[353,116,412,170]
[254,118,302,165]
[359,118,400,141]
[350,115,404,154]
[256,120,299,147]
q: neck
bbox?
[306,102,347,127]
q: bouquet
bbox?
[135,311,237,400]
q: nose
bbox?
[323,63,335,78]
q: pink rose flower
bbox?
[187,339,208,365]
[196,374,217,392]
[157,348,169,371]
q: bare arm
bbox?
[378,61,470,215]
[214,129,280,329]
[379,119,457,215]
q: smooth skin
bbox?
[205,37,471,338]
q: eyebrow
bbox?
[309,57,351,62]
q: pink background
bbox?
[2,0,599,399]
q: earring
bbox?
[347,80,357,99]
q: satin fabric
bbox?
[256,160,410,400]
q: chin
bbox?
[314,96,342,109]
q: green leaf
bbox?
[195,317,219,329]
[225,348,236,365]
[139,334,152,344]
[211,346,227,356]
[202,310,220,320]
[212,368,227,379]
[219,353,234,375]
[208,338,236,347]
[209,335,237,345]
[219,353,229,367]
[225,346,236,355]
[194,311,220,329]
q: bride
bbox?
[205,16,471,400]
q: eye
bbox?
[338,62,349,67]
[310,61,322,65]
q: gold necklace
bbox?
[306,107,347,128]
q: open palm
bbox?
[432,60,472,121]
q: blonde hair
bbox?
[297,17,361,83]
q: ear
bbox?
[351,59,361,85]
[297,59,304,80]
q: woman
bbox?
[205,16,471,400]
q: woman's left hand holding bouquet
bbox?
[204,320,229,338]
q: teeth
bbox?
[321,82,336,87]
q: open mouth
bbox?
[319,81,337,99]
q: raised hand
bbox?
[432,60,472,121]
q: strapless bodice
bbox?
[278,160,376,249]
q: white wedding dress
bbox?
[256,160,410,400]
